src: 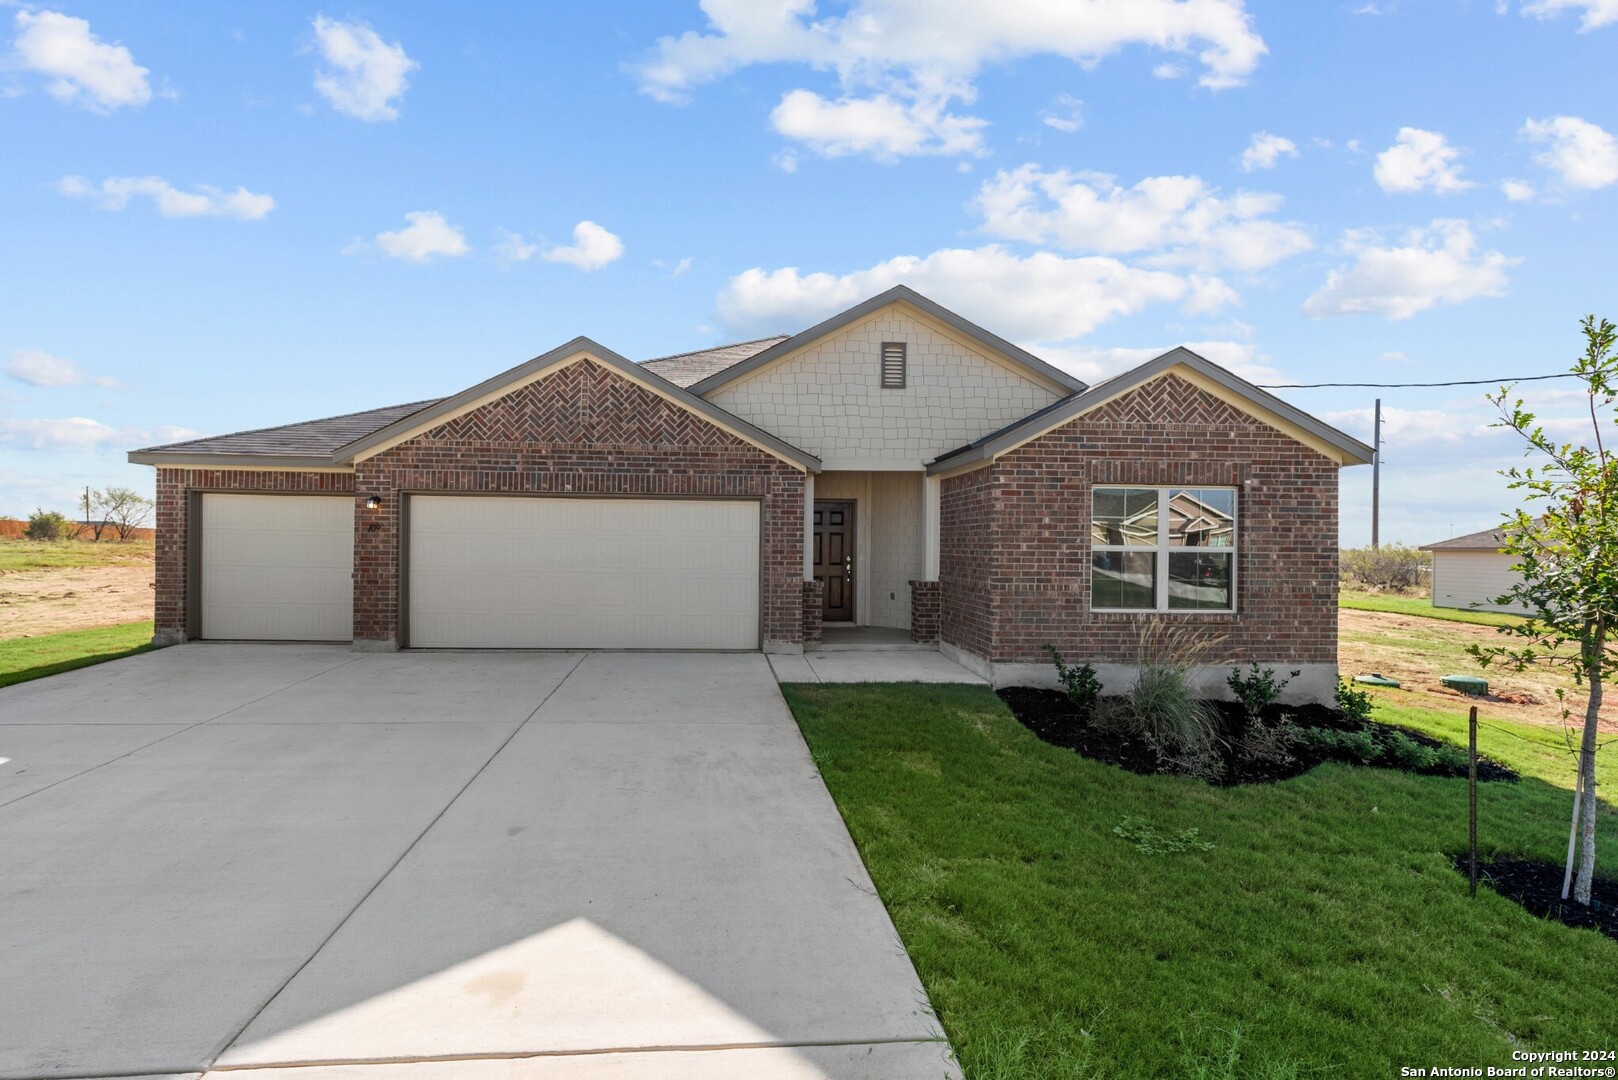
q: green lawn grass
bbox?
[0,537,153,572]
[1340,589,1525,627]
[784,683,1618,1079]
[0,621,156,688]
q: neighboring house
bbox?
[1421,528,1531,615]
[129,286,1371,700]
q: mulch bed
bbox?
[998,687,1518,787]
[1453,855,1618,941]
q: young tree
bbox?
[1471,315,1618,906]
[24,508,72,540]
[98,487,153,541]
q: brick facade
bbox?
[152,468,356,640]
[802,580,823,645]
[352,359,806,647]
[939,373,1339,668]
[909,579,940,643]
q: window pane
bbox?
[1092,487,1159,546]
[1167,551,1232,610]
[1166,488,1235,548]
[1092,551,1156,609]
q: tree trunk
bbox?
[1573,627,1604,906]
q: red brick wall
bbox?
[353,358,806,646]
[153,468,356,638]
[939,466,995,658]
[939,373,1340,666]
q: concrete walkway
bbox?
[0,647,957,1080]
[769,649,986,684]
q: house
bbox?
[1421,528,1531,615]
[128,286,1372,701]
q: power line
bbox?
[1258,372,1578,389]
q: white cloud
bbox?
[1152,61,1187,79]
[492,228,538,265]
[1374,127,1474,194]
[1239,131,1297,171]
[1322,405,1470,444]
[310,15,417,122]
[10,10,150,111]
[1302,219,1518,320]
[768,89,986,159]
[1521,0,1618,29]
[4,349,117,388]
[0,417,196,451]
[973,165,1312,272]
[370,211,469,262]
[1038,93,1084,133]
[1499,178,1537,201]
[633,0,1266,159]
[715,245,1227,343]
[1523,115,1618,189]
[57,175,276,220]
[541,221,625,271]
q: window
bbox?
[1091,486,1236,611]
[880,341,906,388]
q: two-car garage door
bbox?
[407,496,760,650]
[198,494,760,649]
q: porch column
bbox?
[803,473,815,579]
[922,473,941,580]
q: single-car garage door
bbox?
[200,493,354,641]
[407,496,759,650]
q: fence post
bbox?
[1468,705,1478,897]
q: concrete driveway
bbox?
[0,646,957,1080]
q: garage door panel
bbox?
[408,496,759,650]
[201,495,353,642]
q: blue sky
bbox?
[3,0,1615,545]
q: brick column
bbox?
[802,581,823,645]
[910,579,940,643]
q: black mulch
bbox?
[1453,855,1618,941]
[998,687,1518,787]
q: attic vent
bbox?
[880,341,907,389]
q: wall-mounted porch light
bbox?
[365,494,383,511]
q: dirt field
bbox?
[1339,607,1617,733]
[0,544,155,640]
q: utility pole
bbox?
[1371,398,1382,549]
[83,486,91,541]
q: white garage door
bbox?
[408,496,760,649]
[200,494,354,641]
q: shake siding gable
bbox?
[939,373,1339,667]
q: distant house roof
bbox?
[1421,527,1508,552]
[129,400,442,468]
[638,336,789,388]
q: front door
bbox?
[813,501,855,622]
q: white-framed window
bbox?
[1090,486,1237,612]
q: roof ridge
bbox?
[136,398,443,453]
[640,335,789,366]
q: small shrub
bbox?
[1237,713,1299,770]
[1289,726,1379,764]
[1226,662,1300,719]
[1335,678,1374,723]
[1113,816,1215,855]
[24,508,72,540]
[1044,644,1101,709]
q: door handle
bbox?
[845,554,852,581]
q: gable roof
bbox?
[128,400,441,468]
[926,346,1374,473]
[686,285,1089,398]
[332,337,821,471]
[1421,527,1508,552]
[639,336,788,388]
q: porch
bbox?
[802,469,941,647]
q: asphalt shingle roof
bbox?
[134,400,443,458]
[1421,527,1509,552]
[637,336,788,388]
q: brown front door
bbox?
[814,501,854,622]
